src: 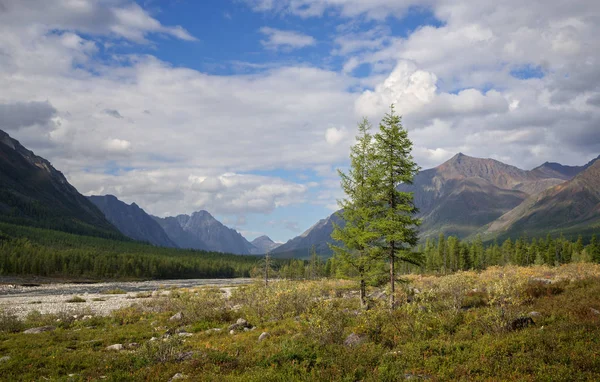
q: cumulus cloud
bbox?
[2,0,600,225]
[0,0,196,43]
[259,27,316,50]
[104,138,131,153]
[325,127,348,145]
[0,101,57,131]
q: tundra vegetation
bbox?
[1,264,600,381]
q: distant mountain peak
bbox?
[250,235,281,254]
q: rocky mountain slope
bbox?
[0,129,122,238]
[398,153,567,238]
[485,159,600,238]
[250,235,281,254]
[277,153,595,257]
[155,211,257,255]
[272,212,343,259]
[88,195,177,248]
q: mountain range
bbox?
[1,128,598,259]
[273,152,600,258]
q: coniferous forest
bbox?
[0,223,261,279]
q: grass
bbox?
[0,264,599,381]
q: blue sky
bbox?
[1,0,599,243]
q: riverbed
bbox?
[0,278,253,318]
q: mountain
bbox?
[156,210,256,255]
[530,155,600,181]
[485,159,600,238]
[152,215,209,251]
[250,235,281,254]
[397,153,567,238]
[277,153,582,257]
[272,212,343,259]
[88,195,177,248]
[0,129,122,238]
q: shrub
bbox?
[524,281,566,300]
[0,309,23,333]
[303,299,352,345]
[102,288,127,295]
[66,296,87,303]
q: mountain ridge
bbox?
[0,129,122,238]
[88,195,177,248]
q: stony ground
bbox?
[0,278,251,318]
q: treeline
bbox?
[414,234,600,273]
[324,234,600,279]
[0,223,261,280]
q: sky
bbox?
[1,0,599,243]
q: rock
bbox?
[23,326,56,334]
[228,318,252,331]
[169,373,186,381]
[169,312,183,321]
[229,329,235,335]
[106,344,124,351]
[149,337,158,341]
[205,328,222,334]
[82,315,93,320]
[508,317,535,331]
[126,343,139,349]
[258,332,270,342]
[0,356,10,362]
[178,332,193,337]
[343,333,366,347]
[590,308,600,315]
[529,311,542,317]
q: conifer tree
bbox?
[331,118,381,309]
[370,106,421,307]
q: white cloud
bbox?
[2,0,600,224]
[259,27,316,50]
[325,127,348,145]
[104,138,131,153]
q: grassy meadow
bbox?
[1,264,600,381]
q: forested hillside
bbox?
[0,223,262,280]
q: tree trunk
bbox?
[389,241,395,308]
[360,277,367,310]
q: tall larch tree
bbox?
[331,118,381,309]
[371,105,421,307]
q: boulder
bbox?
[23,326,56,334]
[258,332,270,342]
[106,344,124,351]
[343,333,366,347]
[169,312,183,321]
[228,318,252,331]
